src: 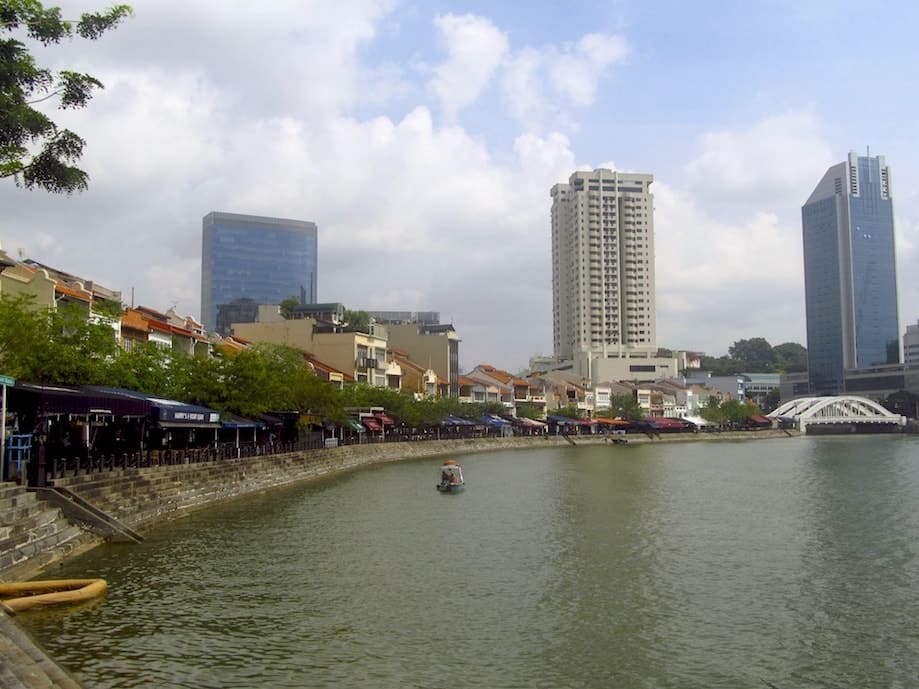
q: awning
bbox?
[9,382,151,418]
[221,413,265,429]
[82,385,221,428]
[375,414,396,425]
[517,417,547,427]
[548,415,577,425]
[645,416,689,429]
[593,417,630,426]
[347,420,366,432]
[362,417,382,431]
[443,415,477,426]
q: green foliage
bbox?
[698,337,807,375]
[515,402,542,420]
[728,337,776,370]
[553,404,581,419]
[0,293,119,383]
[773,342,807,373]
[880,390,918,419]
[762,386,781,414]
[699,396,760,424]
[699,396,725,424]
[342,309,370,333]
[279,296,300,319]
[696,354,737,376]
[91,297,123,319]
[1,1,132,193]
[600,393,644,420]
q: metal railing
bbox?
[30,425,528,483]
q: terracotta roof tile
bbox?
[120,310,148,332]
[54,284,91,302]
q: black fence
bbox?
[15,418,769,486]
[23,422,528,485]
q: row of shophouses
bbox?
[0,252,775,420]
[459,365,778,421]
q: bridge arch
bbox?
[768,395,905,433]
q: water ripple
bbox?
[18,438,919,689]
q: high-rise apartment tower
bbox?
[802,152,899,395]
[550,169,657,362]
[201,212,318,334]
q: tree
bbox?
[602,393,644,420]
[515,402,542,420]
[553,404,581,419]
[342,309,370,333]
[773,342,807,373]
[699,396,726,424]
[881,390,919,419]
[0,293,119,384]
[697,354,739,376]
[762,386,781,414]
[279,297,300,319]
[728,337,776,372]
[1,1,132,193]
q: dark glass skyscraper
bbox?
[802,153,899,395]
[201,212,318,334]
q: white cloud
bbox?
[502,32,628,132]
[51,0,403,125]
[548,34,629,107]
[654,181,807,354]
[684,110,834,212]
[429,14,509,121]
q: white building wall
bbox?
[904,321,919,364]
[551,168,656,364]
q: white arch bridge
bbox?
[768,396,906,433]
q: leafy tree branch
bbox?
[1,1,132,193]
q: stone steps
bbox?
[0,483,93,583]
[1,611,83,689]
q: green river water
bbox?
[17,435,919,688]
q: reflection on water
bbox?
[18,437,919,688]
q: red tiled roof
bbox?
[121,310,148,332]
[54,284,91,302]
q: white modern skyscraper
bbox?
[550,169,657,376]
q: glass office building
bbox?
[201,212,318,334]
[802,153,899,395]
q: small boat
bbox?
[436,459,464,492]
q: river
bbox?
[18,435,919,688]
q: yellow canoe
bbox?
[0,579,107,613]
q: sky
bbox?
[3,0,919,374]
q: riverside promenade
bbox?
[0,428,798,689]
